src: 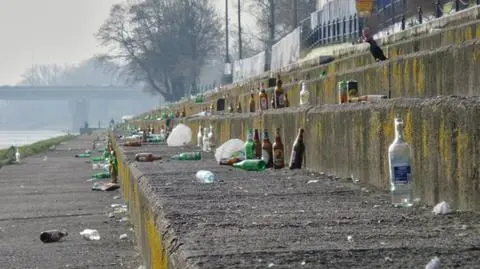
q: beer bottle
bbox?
[249,93,256,113]
[259,83,269,110]
[261,129,273,168]
[253,129,262,159]
[289,128,305,169]
[244,129,255,160]
[272,128,285,169]
[135,153,162,162]
[181,107,186,117]
[274,79,285,109]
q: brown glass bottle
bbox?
[219,157,242,166]
[274,80,285,109]
[253,129,262,159]
[289,128,305,169]
[181,107,186,117]
[259,83,269,110]
[272,128,285,169]
[261,129,273,168]
[249,93,256,113]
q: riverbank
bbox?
[0,135,76,167]
[0,133,141,268]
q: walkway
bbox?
[120,141,480,268]
[0,134,140,269]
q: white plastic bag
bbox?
[167,124,192,147]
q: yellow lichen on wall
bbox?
[421,119,430,159]
[403,110,413,142]
[438,118,452,177]
[145,209,169,269]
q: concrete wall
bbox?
[141,96,480,211]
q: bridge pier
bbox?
[69,99,89,133]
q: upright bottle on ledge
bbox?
[300,81,310,106]
[202,127,209,152]
[244,128,255,160]
[197,125,203,148]
[207,125,215,152]
[388,117,413,207]
[272,128,285,169]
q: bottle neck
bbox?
[263,132,269,141]
[253,131,260,141]
[394,124,405,142]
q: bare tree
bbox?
[96,0,222,101]
[243,0,316,48]
[19,64,67,86]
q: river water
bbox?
[0,130,68,150]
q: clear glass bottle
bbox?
[202,127,209,152]
[197,125,203,148]
[207,125,215,151]
[300,81,310,106]
[388,117,413,207]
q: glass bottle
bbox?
[300,81,310,106]
[40,230,68,243]
[219,157,242,166]
[289,128,305,169]
[135,153,161,162]
[244,128,255,160]
[249,93,256,113]
[274,79,285,108]
[197,125,203,148]
[262,129,273,168]
[388,117,413,207]
[207,125,215,151]
[170,151,202,161]
[236,102,242,113]
[284,93,290,108]
[233,159,267,171]
[196,170,215,183]
[272,128,285,169]
[259,83,269,110]
[202,127,209,152]
[253,129,262,159]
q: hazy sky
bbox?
[0,0,252,86]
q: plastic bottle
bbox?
[80,229,101,241]
[388,117,413,207]
[40,230,68,243]
[196,170,215,183]
[197,125,203,148]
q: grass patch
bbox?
[0,135,77,167]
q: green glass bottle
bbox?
[233,159,267,171]
[92,172,111,179]
[244,128,255,160]
[84,150,92,154]
[75,153,91,158]
[91,156,105,163]
[170,151,201,160]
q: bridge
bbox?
[0,85,148,100]
[0,85,160,132]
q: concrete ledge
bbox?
[163,96,480,211]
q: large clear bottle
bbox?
[388,117,413,207]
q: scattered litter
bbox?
[167,124,192,147]
[119,217,129,222]
[307,180,319,184]
[40,230,68,243]
[373,204,380,208]
[108,213,115,218]
[361,187,369,193]
[425,256,440,269]
[92,182,120,192]
[196,170,215,184]
[433,201,451,215]
[114,207,128,214]
[384,256,393,262]
[111,204,126,208]
[113,196,120,200]
[80,229,101,241]
[268,263,275,267]
[119,234,128,240]
[347,235,353,242]
[300,261,306,266]
[215,139,245,163]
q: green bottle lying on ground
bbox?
[233,159,267,171]
[90,156,105,163]
[75,153,91,158]
[91,172,111,179]
[170,152,201,160]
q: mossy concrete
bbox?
[145,96,480,211]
